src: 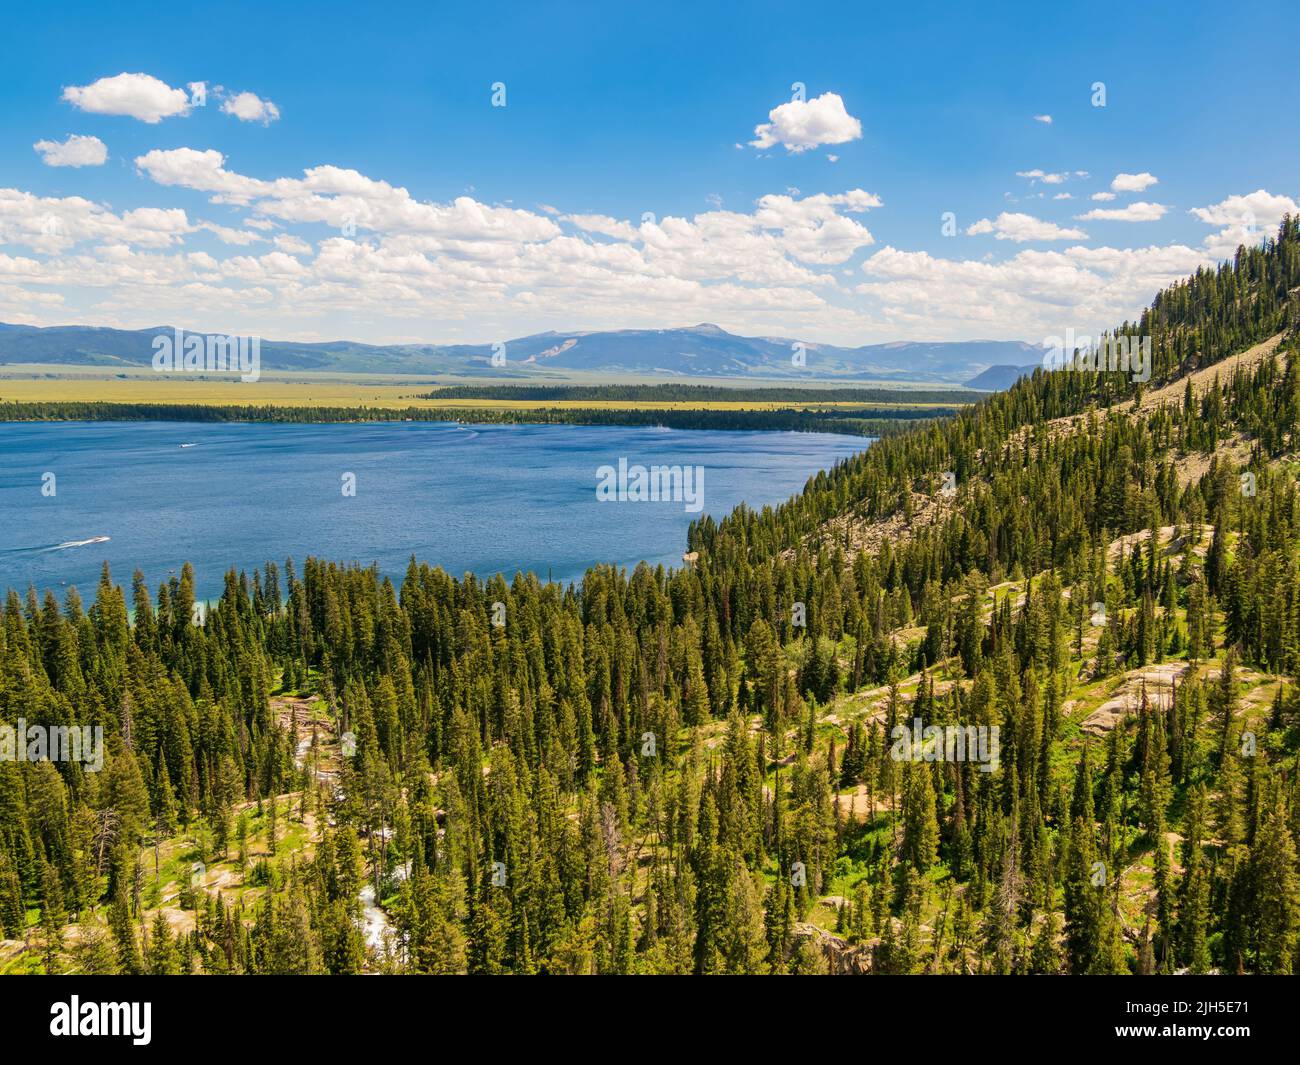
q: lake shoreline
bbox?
[0,397,930,438]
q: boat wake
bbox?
[2,536,112,556]
[46,536,111,551]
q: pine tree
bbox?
[1252,793,1298,974]
[38,859,66,975]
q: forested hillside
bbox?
[2,219,1298,975]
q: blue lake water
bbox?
[0,421,868,600]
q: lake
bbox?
[0,421,868,601]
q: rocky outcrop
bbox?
[791,922,873,974]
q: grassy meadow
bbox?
[0,364,976,413]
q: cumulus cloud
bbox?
[752,189,880,262]
[274,234,313,255]
[1111,172,1159,193]
[750,92,862,152]
[1077,201,1168,222]
[1189,189,1298,228]
[858,241,1210,339]
[33,134,108,167]
[1191,189,1300,257]
[556,189,878,288]
[5,157,897,341]
[1091,192,1117,202]
[135,147,268,201]
[35,148,889,332]
[0,189,191,252]
[197,221,265,246]
[134,150,566,249]
[965,212,1087,242]
[1016,169,1068,185]
[62,72,192,123]
[566,214,640,240]
[221,91,281,124]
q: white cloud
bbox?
[1053,193,1073,200]
[858,241,1210,338]
[0,189,192,252]
[1189,188,1298,228]
[135,147,268,201]
[566,213,640,240]
[132,147,884,285]
[1191,190,1300,257]
[33,134,108,167]
[5,156,898,341]
[750,92,862,152]
[198,222,265,246]
[136,149,566,246]
[62,72,191,123]
[752,189,880,263]
[221,91,281,124]
[1111,172,1159,193]
[965,212,1087,242]
[1090,192,1117,202]
[1017,169,1068,185]
[1033,114,1053,124]
[274,234,313,255]
[1077,201,1168,222]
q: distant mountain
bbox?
[0,321,1042,383]
[963,363,1041,391]
[0,323,451,375]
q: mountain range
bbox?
[0,321,1043,385]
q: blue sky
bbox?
[1,0,1296,346]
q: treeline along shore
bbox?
[421,383,986,404]
[0,400,944,437]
